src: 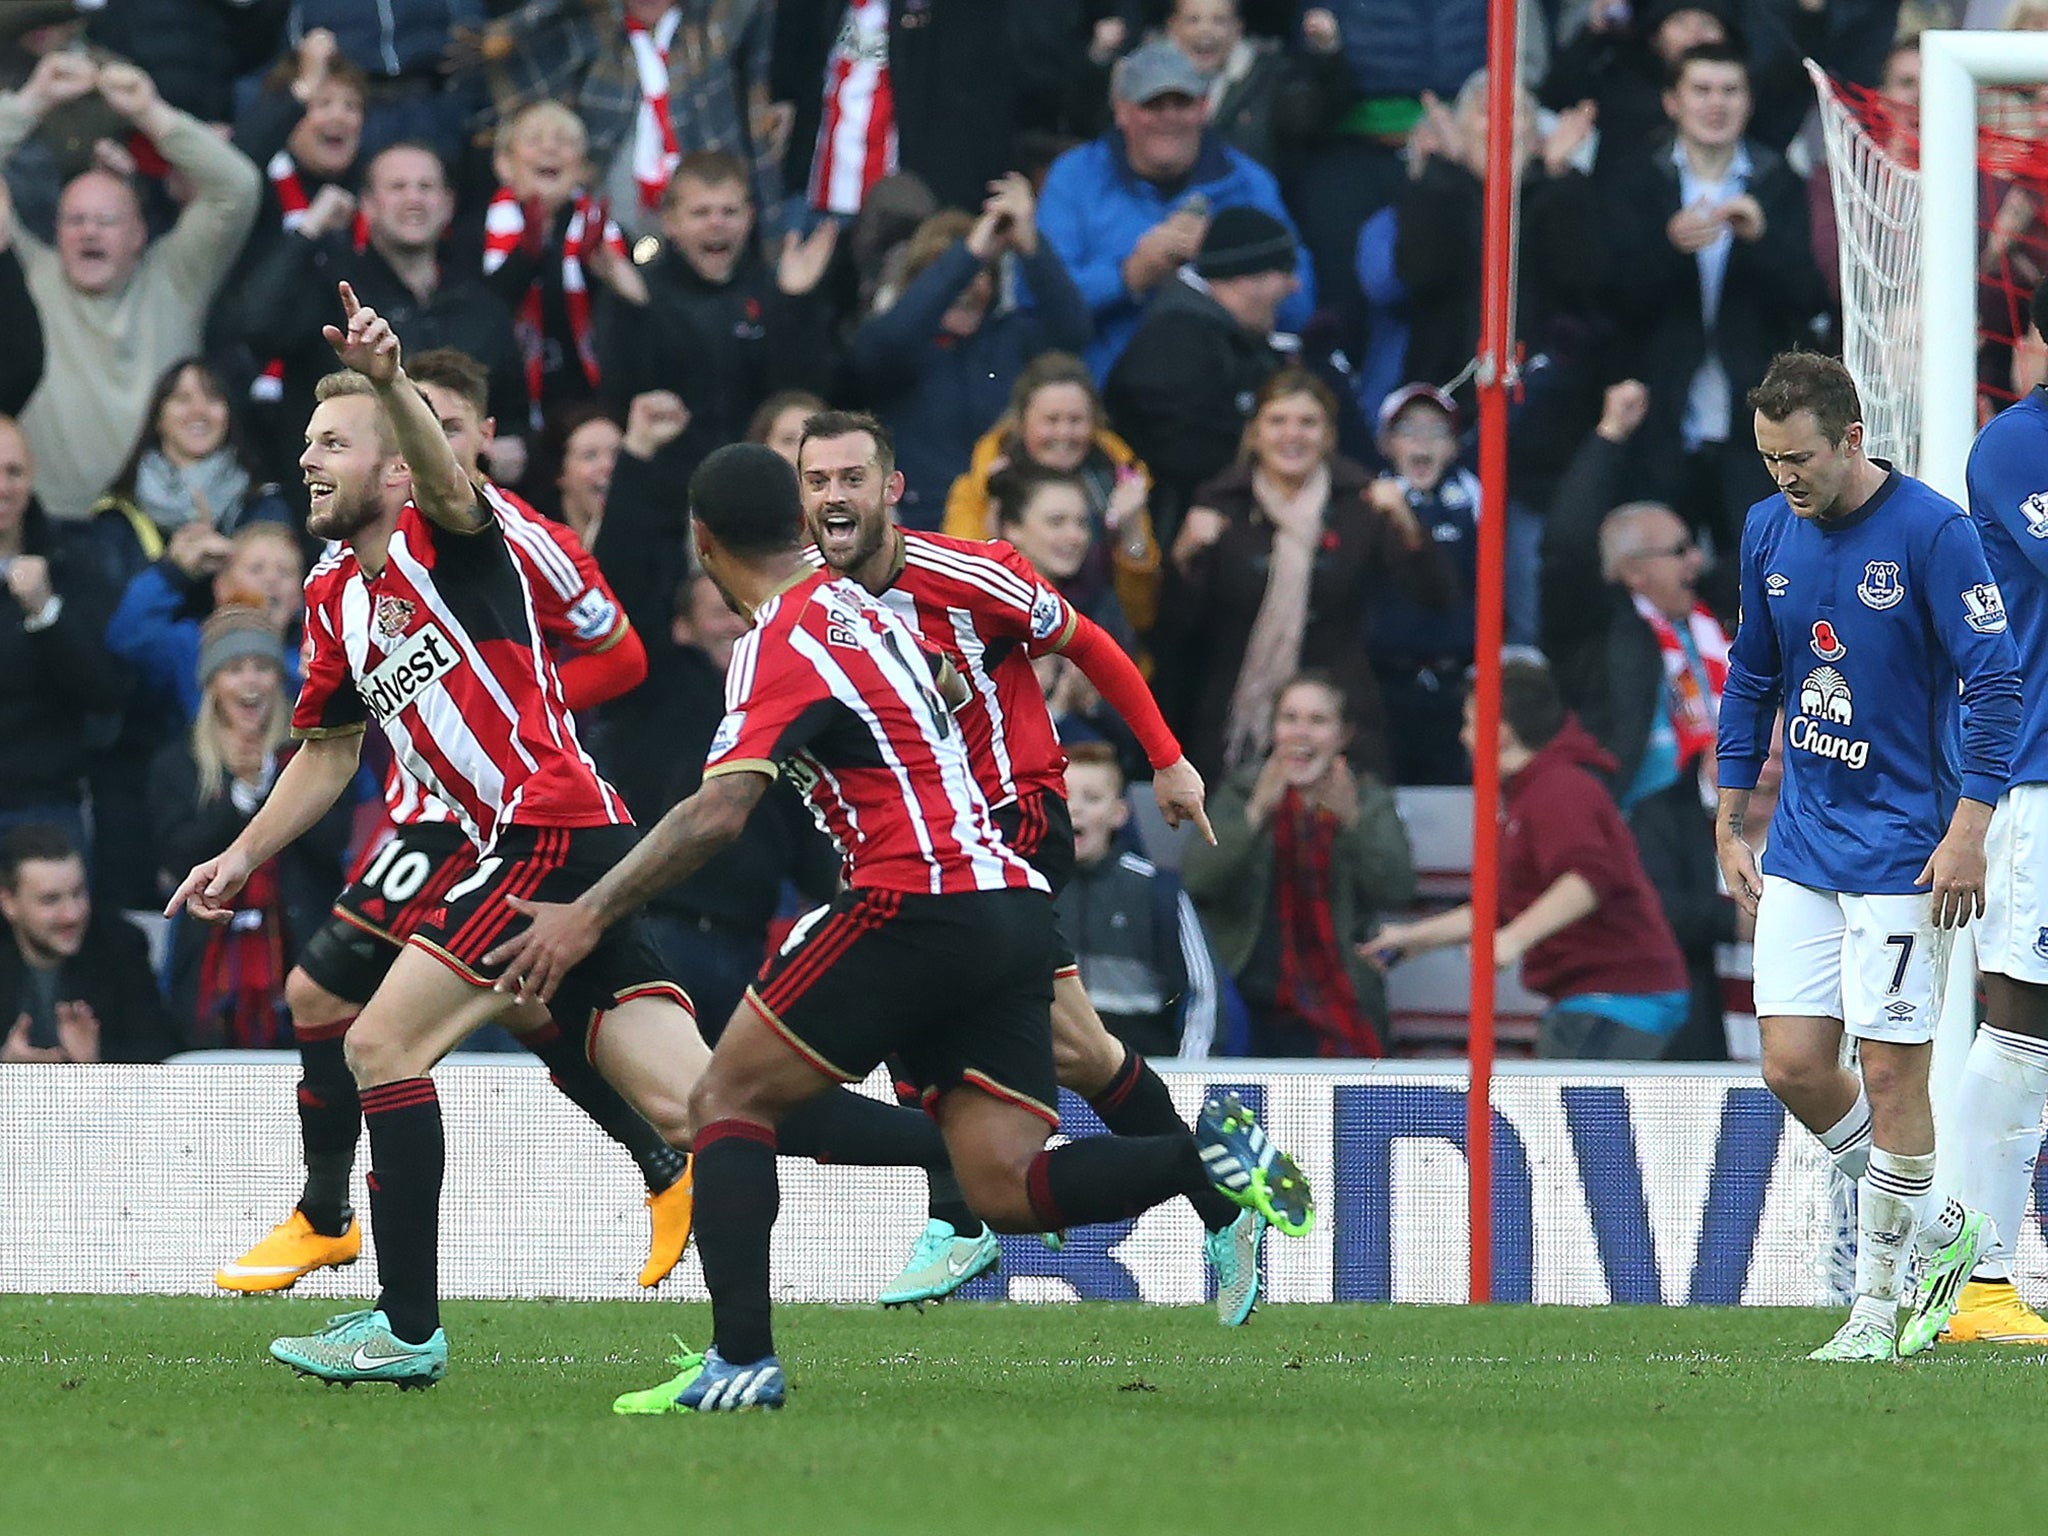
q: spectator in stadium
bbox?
[1102,205,1300,537]
[0,179,44,418]
[594,150,838,482]
[847,175,1093,525]
[0,52,260,522]
[1183,672,1412,1058]
[1156,367,1452,786]
[482,100,649,425]
[549,405,623,548]
[768,0,1072,219]
[0,416,119,855]
[83,0,286,130]
[1365,384,1481,786]
[151,607,348,1051]
[1037,38,1313,381]
[0,821,181,1063]
[1543,379,1732,798]
[575,0,783,243]
[944,354,1152,603]
[1057,742,1220,1060]
[993,462,1152,654]
[1601,42,1829,564]
[105,521,305,727]
[236,140,530,490]
[1373,657,1692,1061]
[85,359,294,600]
[282,0,479,164]
[746,387,827,466]
[232,28,367,245]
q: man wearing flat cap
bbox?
[1038,38,1313,381]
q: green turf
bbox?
[4,1297,2047,1535]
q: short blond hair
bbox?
[313,370,398,456]
[494,99,589,164]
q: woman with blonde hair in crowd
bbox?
[946,351,1162,633]
[150,607,351,1049]
[746,389,828,467]
[1157,366,1454,784]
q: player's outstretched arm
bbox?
[321,281,485,533]
[163,731,365,923]
[1053,612,1215,843]
[485,771,771,1003]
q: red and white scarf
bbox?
[626,8,683,210]
[255,151,368,402]
[483,187,627,425]
[1633,593,1730,768]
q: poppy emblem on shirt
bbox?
[374,596,416,639]
[1809,619,1846,661]
[1321,530,1340,552]
[1857,561,1904,611]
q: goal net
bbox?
[1809,55,2048,476]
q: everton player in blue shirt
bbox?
[1717,352,2022,1361]
[1943,282,2048,1346]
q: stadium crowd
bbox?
[0,0,1989,1068]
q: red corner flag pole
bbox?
[1468,0,1520,1306]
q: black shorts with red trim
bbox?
[992,790,1077,975]
[406,824,691,1034]
[299,822,476,1003]
[745,885,1059,1126]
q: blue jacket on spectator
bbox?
[287,0,482,78]
[1320,0,1546,104]
[1038,129,1313,381]
[850,240,1093,527]
[105,563,303,726]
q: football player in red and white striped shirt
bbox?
[488,443,1267,1412]
[213,349,694,1301]
[795,411,1276,1326]
[169,286,712,1388]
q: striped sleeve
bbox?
[290,584,367,739]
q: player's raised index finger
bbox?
[337,280,359,318]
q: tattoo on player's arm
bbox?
[586,771,770,923]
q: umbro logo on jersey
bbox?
[374,595,417,639]
[362,624,460,723]
[1885,1000,1916,1023]
[1765,573,1789,596]
[1857,561,1904,611]
[1963,581,2009,634]
[1810,620,1845,660]
[2024,491,2048,539]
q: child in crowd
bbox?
[1366,383,1480,785]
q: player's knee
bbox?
[686,1073,742,1141]
[1051,999,1120,1094]
[1857,1045,1924,1108]
[952,1151,1040,1233]
[285,968,351,1031]
[1760,1039,1834,1106]
[633,1082,693,1147]
[342,1021,403,1088]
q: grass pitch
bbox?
[3,1297,2045,1536]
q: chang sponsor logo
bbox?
[361,625,459,723]
[1789,665,1870,768]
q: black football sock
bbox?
[1025,1134,1210,1232]
[777,1087,953,1170]
[527,1031,688,1193]
[925,1166,983,1236]
[1087,1049,1238,1232]
[693,1119,781,1366]
[295,1029,361,1236]
[361,1077,445,1345]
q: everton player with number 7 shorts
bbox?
[487,443,1308,1414]
[1717,352,2021,1362]
[168,285,714,1388]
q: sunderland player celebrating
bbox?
[489,444,1309,1414]
[793,411,1278,1325]
[1946,285,2048,1344]
[169,286,712,1388]
[1717,352,2022,1361]
[214,349,696,1299]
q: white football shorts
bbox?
[1980,783,2048,985]
[1751,874,1951,1044]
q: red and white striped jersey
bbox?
[872,531,1078,809]
[295,482,631,849]
[704,570,1046,897]
[380,490,630,827]
[807,0,895,216]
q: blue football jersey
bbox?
[1967,390,2048,789]
[1717,467,2022,895]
